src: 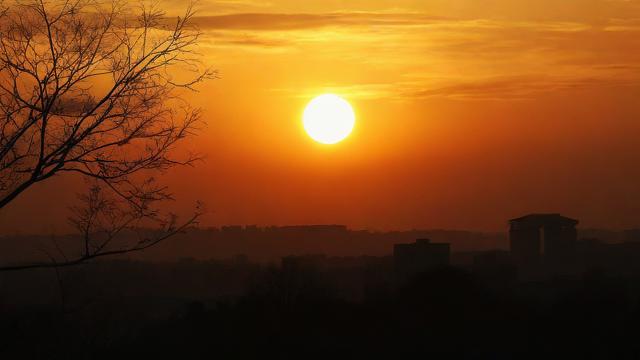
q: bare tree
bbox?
[1,184,205,271]
[0,0,215,270]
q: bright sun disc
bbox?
[303,94,355,144]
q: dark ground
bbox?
[1,258,640,359]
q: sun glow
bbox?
[303,94,355,145]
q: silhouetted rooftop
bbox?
[509,214,578,226]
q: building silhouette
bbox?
[394,239,450,280]
[509,214,578,272]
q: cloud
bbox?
[190,12,445,31]
[603,18,640,31]
[402,75,638,100]
[271,74,639,102]
[209,32,291,48]
[165,0,274,15]
[191,8,640,101]
[271,83,398,100]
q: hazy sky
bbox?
[2,0,640,233]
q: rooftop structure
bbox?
[509,214,578,270]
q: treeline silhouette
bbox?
[1,255,640,358]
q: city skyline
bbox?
[2,0,640,233]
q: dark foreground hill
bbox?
[1,257,640,358]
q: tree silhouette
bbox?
[0,0,214,270]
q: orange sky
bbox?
[2,0,640,233]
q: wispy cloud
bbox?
[272,73,639,102]
[402,75,638,100]
[190,12,446,31]
[209,31,291,48]
[194,7,640,101]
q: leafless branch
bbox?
[0,185,205,272]
[0,0,215,210]
[0,0,214,270]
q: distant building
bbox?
[473,250,513,269]
[509,214,578,271]
[394,239,450,280]
[221,225,244,233]
[472,250,517,290]
[281,254,328,270]
[279,225,348,233]
[578,239,640,275]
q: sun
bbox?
[303,94,355,144]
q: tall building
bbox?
[509,214,578,271]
